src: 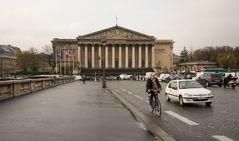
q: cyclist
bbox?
[146,72,162,112]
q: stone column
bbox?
[152,46,155,68]
[119,46,122,68]
[92,45,95,68]
[145,45,148,68]
[112,45,115,68]
[78,46,81,64]
[85,46,88,68]
[125,45,128,68]
[132,46,135,68]
[105,46,108,68]
[138,45,142,68]
[99,46,101,68]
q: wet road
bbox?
[108,80,239,141]
[0,81,159,141]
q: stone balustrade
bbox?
[0,77,74,101]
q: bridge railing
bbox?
[0,77,74,101]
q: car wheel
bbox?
[218,84,222,87]
[179,96,184,106]
[206,102,212,106]
[165,93,171,102]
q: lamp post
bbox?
[227,46,231,72]
[100,39,106,88]
[0,48,3,78]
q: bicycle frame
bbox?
[150,90,162,117]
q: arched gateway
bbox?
[52,25,174,76]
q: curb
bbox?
[108,88,176,141]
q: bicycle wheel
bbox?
[151,97,155,113]
[155,97,162,117]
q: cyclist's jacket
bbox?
[146,78,162,92]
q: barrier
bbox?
[0,77,74,101]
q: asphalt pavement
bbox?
[0,81,159,141]
[108,80,239,141]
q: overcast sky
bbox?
[1,0,239,54]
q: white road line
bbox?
[134,95,144,100]
[122,89,127,92]
[127,91,133,95]
[165,111,199,126]
[213,135,234,141]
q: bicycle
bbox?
[149,89,162,117]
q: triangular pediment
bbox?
[77,25,155,40]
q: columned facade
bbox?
[52,25,174,75]
[76,44,154,69]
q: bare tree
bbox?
[42,44,53,55]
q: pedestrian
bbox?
[82,77,85,84]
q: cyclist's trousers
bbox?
[148,92,156,106]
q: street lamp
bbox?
[98,56,106,88]
[0,48,4,78]
[100,39,106,88]
[227,46,231,72]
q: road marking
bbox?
[213,135,234,141]
[137,123,147,131]
[122,89,127,92]
[134,95,144,100]
[165,111,199,126]
[127,91,133,95]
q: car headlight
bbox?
[208,93,214,97]
[184,93,193,97]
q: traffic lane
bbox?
[0,81,158,141]
[108,81,209,141]
[108,81,239,141]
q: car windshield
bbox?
[179,81,203,89]
[211,74,222,78]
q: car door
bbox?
[167,81,179,100]
[197,74,207,85]
[171,81,179,100]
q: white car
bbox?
[74,75,83,80]
[165,80,214,106]
[159,73,170,82]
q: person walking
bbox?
[82,77,85,84]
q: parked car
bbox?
[119,74,133,80]
[74,75,82,81]
[159,73,170,82]
[196,73,223,87]
[192,72,204,80]
[145,72,154,80]
[105,75,117,80]
[165,80,214,106]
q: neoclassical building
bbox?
[52,25,174,75]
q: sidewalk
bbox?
[0,81,158,141]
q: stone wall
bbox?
[154,40,174,71]
[0,77,74,101]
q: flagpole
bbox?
[55,48,58,75]
[60,47,62,75]
[72,50,75,75]
[64,49,66,75]
[68,49,70,75]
